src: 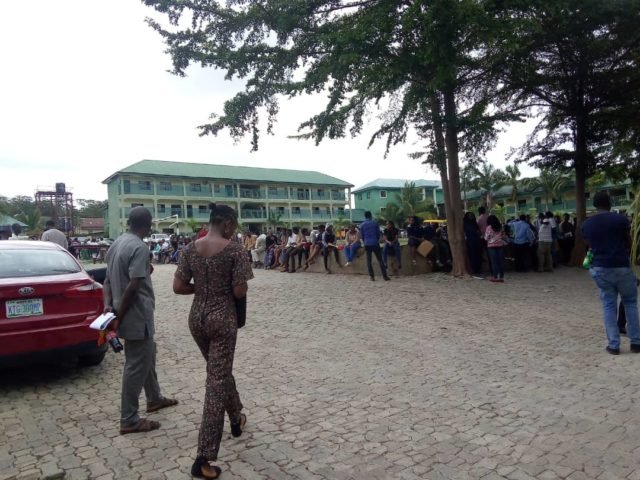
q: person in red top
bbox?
[196,224,208,240]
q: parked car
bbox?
[144,233,170,244]
[0,241,107,367]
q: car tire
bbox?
[78,350,107,367]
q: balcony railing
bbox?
[267,191,290,200]
[189,211,211,220]
[611,195,630,207]
[157,185,185,196]
[186,186,213,197]
[311,193,329,201]
[241,209,266,219]
[294,192,311,201]
[331,192,347,202]
[312,211,332,219]
[123,185,154,195]
[213,188,237,198]
[269,209,290,218]
[290,209,311,218]
[239,189,265,199]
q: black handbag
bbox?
[235,295,247,329]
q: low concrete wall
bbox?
[282,244,433,276]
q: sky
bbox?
[0,0,537,202]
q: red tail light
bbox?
[64,282,103,300]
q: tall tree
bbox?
[471,164,507,209]
[501,0,640,263]
[523,170,571,212]
[144,0,519,277]
[505,165,521,214]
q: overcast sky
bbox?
[0,0,537,202]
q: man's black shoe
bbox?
[606,346,620,355]
[630,344,640,353]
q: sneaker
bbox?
[606,346,620,355]
[630,344,640,353]
[472,275,484,280]
[345,262,351,267]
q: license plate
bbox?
[6,298,44,318]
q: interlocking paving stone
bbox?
[1,266,639,479]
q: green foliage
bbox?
[470,164,507,209]
[505,165,521,203]
[267,210,283,229]
[76,199,108,218]
[184,218,201,233]
[522,170,571,211]
[16,206,42,235]
[502,0,640,222]
[376,202,406,228]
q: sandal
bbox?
[146,397,179,413]
[191,457,221,479]
[120,418,161,435]
[231,413,246,438]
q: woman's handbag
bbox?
[235,295,247,329]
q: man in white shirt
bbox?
[41,220,68,250]
[251,232,267,267]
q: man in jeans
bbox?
[582,191,640,355]
[360,211,390,281]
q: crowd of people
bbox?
[464,206,577,282]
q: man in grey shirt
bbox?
[41,220,68,249]
[104,207,177,434]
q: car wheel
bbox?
[78,350,107,367]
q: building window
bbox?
[357,193,362,200]
[159,182,172,191]
[317,189,325,198]
[313,207,320,213]
[214,184,221,193]
[337,207,344,215]
[198,205,208,213]
[190,183,202,192]
[277,207,285,214]
[366,192,371,199]
[326,207,331,214]
[170,204,182,215]
[138,181,151,191]
[380,190,387,198]
[131,203,143,208]
[380,207,386,212]
[518,199,527,207]
[293,207,301,214]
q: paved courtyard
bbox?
[1,265,640,480]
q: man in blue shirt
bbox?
[582,191,640,355]
[511,214,534,272]
[360,211,390,281]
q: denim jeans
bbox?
[487,247,504,279]
[382,241,401,269]
[589,266,640,349]
[344,242,361,263]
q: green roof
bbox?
[352,178,441,193]
[0,214,28,228]
[103,160,353,187]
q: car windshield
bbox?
[0,249,82,278]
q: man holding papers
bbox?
[103,207,177,434]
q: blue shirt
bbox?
[512,220,534,245]
[360,219,381,246]
[582,212,630,268]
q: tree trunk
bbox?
[430,93,467,276]
[442,87,468,277]
[570,120,589,266]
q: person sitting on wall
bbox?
[343,224,362,267]
[322,224,342,274]
[303,224,325,270]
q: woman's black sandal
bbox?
[231,413,247,438]
[191,457,221,479]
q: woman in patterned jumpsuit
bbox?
[173,204,253,479]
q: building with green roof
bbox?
[352,178,444,216]
[103,160,353,235]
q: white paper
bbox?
[89,312,116,331]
